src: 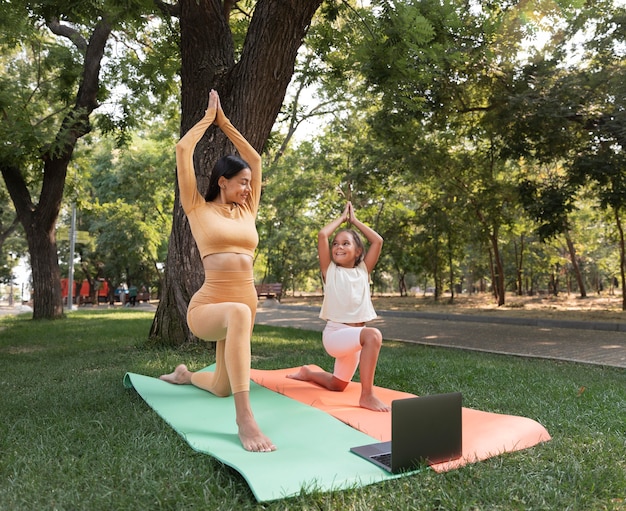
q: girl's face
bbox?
[219,168,252,205]
[331,231,361,267]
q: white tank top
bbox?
[319,261,377,323]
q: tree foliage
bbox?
[2,0,625,325]
[265,0,625,308]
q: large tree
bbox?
[149,0,324,345]
[1,10,112,319]
[0,1,158,319]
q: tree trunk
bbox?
[447,231,455,304]
[614,207,626,311]
[2,155,70,319]
[398,272,407,296]
[564,230,587,299]
[515,234,524,296]
[474,207,505,306]
[433,236,441,301]
[488,248,496,298]
[550,264,560,295]
[150,0,324,345]
[28,220,65,318]
[489,230,506,306]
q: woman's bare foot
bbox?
[286,365,312,381]
[233,391,276,453]
[238,416,276,453]
[159,364,192,384]
[360,393,391,412]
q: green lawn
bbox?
[0,309,624,510]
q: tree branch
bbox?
[47,18,88,53]
[38,16,113,229]
[153,0,181,18]
[0,214,20,246]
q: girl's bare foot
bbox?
[159,364,192,384]
[286,365,312,381]
[360,393,391,412]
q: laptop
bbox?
[350,392,463,473]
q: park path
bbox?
[255,303,626,369]
[2,302,623,368]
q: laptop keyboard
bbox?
[371,452,392,468]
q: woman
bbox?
[160,90,275,453]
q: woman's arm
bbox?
[175,89,262,214]
[175,94,218,214]
[349,204,383,274]
[213,92,263,214]
[318,203,350,280]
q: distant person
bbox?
[159,89,275,452]
[128,284,138,307]
[106,278,115,305]
[117,284,126,305]
[288,202,390,412]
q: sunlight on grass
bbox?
[0,310,624,510]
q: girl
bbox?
[288,202,390,412]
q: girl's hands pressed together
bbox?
[342,201,352,224]
[347,202,357,224]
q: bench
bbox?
[255,283,283,302]
[137,291,151,302]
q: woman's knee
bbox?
[227,302,252,325]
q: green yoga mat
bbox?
[123,368,411,502]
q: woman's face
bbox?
[220,168,252,204]
[331,231,361,267]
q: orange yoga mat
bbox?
[250,366,551,472]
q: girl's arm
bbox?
[318,202,350,281]
[349,203,383,274]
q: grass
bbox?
[0,308,624,510]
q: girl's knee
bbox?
[329,376,350,392]
[361,328,383,348]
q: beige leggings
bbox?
[186,270,257,396]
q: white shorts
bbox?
[322,321,364,382]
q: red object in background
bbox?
[97,280,109,298]
[79,279,90,297]
[61,278,69,298]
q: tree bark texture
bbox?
[150,0,324,344]
[564,230,587,299]
[614,207,626,311]
[489,230,506,306]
